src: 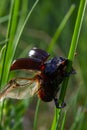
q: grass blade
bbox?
[33,99,40,130]
[51,108,61,130]
[48,4,75,52]
[60,111,67,130]
[59,0,87,105]
[51,0,86,130]
[0,0,20,87]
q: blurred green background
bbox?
[0,0,87,130]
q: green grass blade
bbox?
[51,110,57,130]
[13,0,39,47]
[0,0,39,88]
[51,108,61,130]
[51,1,86,130]
[48,4,75,52]
[0,0,7,16]
[60,111,67,130]
[0,0,40,128]
[59,0,87,105]
[33,99,40,130]
[68,0,87,61]
[0,0,20,87]
[0,15,9,23]
[70,107,84,130]
[0,0,20,127]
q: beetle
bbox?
[0,48,75,108]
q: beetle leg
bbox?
[64,68,76,77]
[54,98,66,109]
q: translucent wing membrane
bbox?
[0,77,39,102]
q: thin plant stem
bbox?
[0,101,5,127]
[51,108,61,130]
[59,0,87,103]
[52,0,87,130]
[33,99,40,130]
[13,0,39,48]
[0,0,20,88]
[0,0,20,127]
[0,0,40,129]
[60,111,67,130]
[48,4,75,53]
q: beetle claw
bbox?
[54,98,66,109]
[64,68,76,77]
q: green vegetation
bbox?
[0,0,87,130]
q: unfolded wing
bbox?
[0,77,39,102]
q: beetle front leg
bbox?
[54,98,66,109]
[64,68,76,77]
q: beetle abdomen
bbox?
[38,88,53,102]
